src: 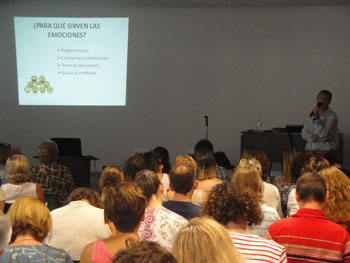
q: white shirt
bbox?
[46,200,111,260]
[1,182,37,203]
[263,182,282,217]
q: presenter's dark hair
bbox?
[296,172,327,203]
[169,164,195,195]
[317,90,332,102]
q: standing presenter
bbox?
[301,90,339,152]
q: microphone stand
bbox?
[205,116,209,140]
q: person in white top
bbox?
[202,182,287,263]
[134,170,187,250]
[46,187,111,261]
[1,155,44,213]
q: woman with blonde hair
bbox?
[1,155,44,212]
[273,148,299,191]
[195,150,222,195]
[166,155,207,206]
[172,217,244,263]
[1,196,72,262]
[319,166,350,232]
[232,159,280,236]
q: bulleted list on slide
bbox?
[57,48,109,76]
[14,17,129,106]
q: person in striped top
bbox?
[265,172,350,263]
[202,182,287,263]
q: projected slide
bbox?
[14,17,129,106]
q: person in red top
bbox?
[265,172,350,263]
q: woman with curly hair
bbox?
[202,183,287,263]
[172,217,244,263]
[232,159,280,237]
[319,166,350,232]
[1,196,72,262]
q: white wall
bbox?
[0,3,349,169]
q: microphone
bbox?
[309,102,323,117]
[204,116,208,127]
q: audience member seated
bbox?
[0,143,9,184]
[151,147,171,201]
[272,148,299,217]
[324,150,350,177]
[163,164,200,220]
[287,153,325,216]
[172,217,244,263]
[1,196,72,262]
[80,182,147,263]
[99,165,124,192]
[242,147,282,216]
[1,155,44,213]
[319,166,350,232]
[231,159,280,237]
[0,186,4,212]
[30,141,75,205]
[46,187,111,261]
[134,170,187,250]
[194,139,230,181]
[123,155,146,181]
[265,172,350,262]
[214,151,235,178]
[202,183,287,263]
[195,150,223,195]
[166,155,207,207]
[113,239,177,263]
[0,211,11,257]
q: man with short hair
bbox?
[163,164,200,220]
[0,211,11,256]
[302,90,339,151]
[194,139,230,181]
[265,172,350,262]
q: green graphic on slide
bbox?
[24,75,53,94]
